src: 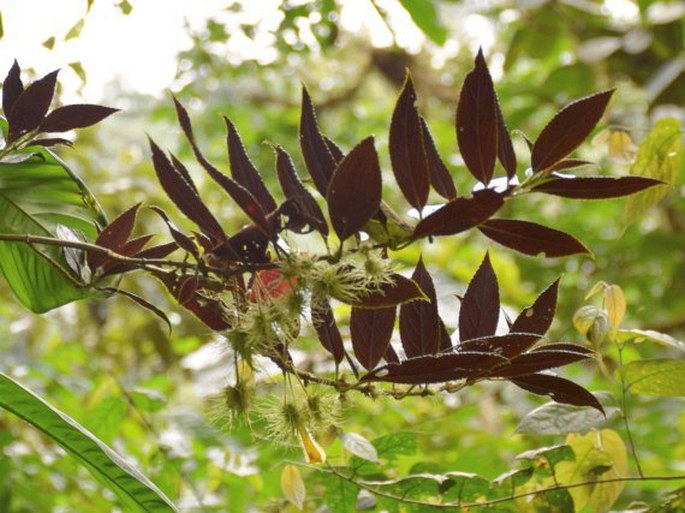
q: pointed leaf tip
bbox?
[532,89,615,172]
[459,252,500,341]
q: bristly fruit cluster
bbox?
[0,51,663,414]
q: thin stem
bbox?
[616,342,645,477]
[323,464,685,510]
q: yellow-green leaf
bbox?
[65,18,85,40]
[622,359,685,396]
[555,429,627,513]
[622,118,681,229]
[604,284,626,332]
[281,464,306,510]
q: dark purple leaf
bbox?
[157,272,231,331]
[548,159,593,172]
[362,351,509,384]
[100,287,172,333]
[27,137,73,147]
[420,117,456,200]
[496,101,517,179]
[100,234,155,276]
[149,138,226,243]
[352,273,427,308]
[400,257,441,358]
[478,219,590,257]
[39,104,119,133]
[459,252,500,341]
[134,241,178,260]
[531,90,614,172]
[223,224,270,263]
[172,97,270,235]
[456,49,497,184]
[149,206,200,259]
[170,154,198,194]
[459,333,539,359]
[300,87,338,196]
[275,145,328,235]
[2,60,24,117]
[385,343,400,364]
[535,343,595,355]
[324,136,344,163]
[7,69,59,141]
[389,74,429,211]
[351,306,396,371]
[531,176,663,199]
[225,117,277,213]
[311,298,346,365]
[511,374,604,413]
[510,279,560,336]
[486,349,593,378]
[327,136,382,241]
[89,203,141,269]
[412,189,504,239]
[438,318,452,351]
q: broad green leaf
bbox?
[622,118,681,229]
[281,464,306,510]
[493,467,534,489]
[555,430,627,513]
[622,359,685,396]
[397,0,447,45]
[319,472,357,513]
[0,145,108,312]
[516,444,575,469]
[515,400,618,435]
[616,329,685,351]
[0,372,177,512]
[440,471,493,503]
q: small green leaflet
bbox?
[0,372,177,512]
[622,359,685,396]
[397,0,448,45]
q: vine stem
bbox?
[616,342,645,477]
[322,464,685,510]
[0,232,276,277]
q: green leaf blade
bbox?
[622,359,685,396]
[0,372,177,512]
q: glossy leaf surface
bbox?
[531,176,662,199]
[479,219,589,257]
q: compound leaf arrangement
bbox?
[0,52,662,461]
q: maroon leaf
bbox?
[7,69,59,141]
[548,159,594,172]
[275,145,328,235]
[511,374,604,413]
[39,104,119,133]
[223,224,270,263]
[510,279,560,336]
[531,176,662,199]
[352,273,426,308]
[170,154,198,194]
[459,253,500,341]
[157,273,230,331]
[149,206,200,259]
[536,343,595,355]
[400,258,441,358]
[531,90,614,172]
[438,318,453,351]
[134,241,178,260]
[496,102,517,179]
[311,298,346,365]
[351,306,396,371]
[456,49,497,184]
[324,136,344,163]
[100,235,155,276]
[459,333,540,359]
[362,351,509,384]
[327,137,382,241]
[421,117,456,200]
[2,60,24,116]
[225,117,277,213]
[89,203,141,269]
[149,138,226,243]
[100,287,172,333]
[172,97,270,235]
[300,87,338,196]
[27,137,73,148]
[412,189,504,239]
[389,74,429,211]
[487,349,593,378]
[478,219,589,257]
[385,343,400,364]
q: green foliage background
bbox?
[0,1,683,511]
